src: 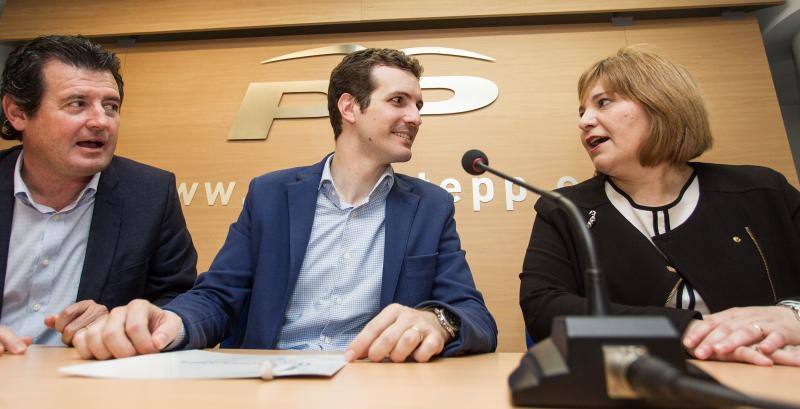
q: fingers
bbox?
[347,304,448,363]
[71,299,171,360]
[412,331,445,363]
[731,345,773,366]
[346,304,402,362]
[124,300,160,355]
[0,326,29,354]
[388,326,424,363]
[683,318,714,350]
[85,315,113,361]
[50,301,92,334]
[366,307,412,362]
[757,331,789,355]
[60,302,109,346]
[709,324,765,356]
[769,346,800,366]
[151,310,182,351]
[102,307,138,358]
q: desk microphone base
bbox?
[509,316,718,408]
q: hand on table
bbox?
[683,306,800,366]
[345,304,452,363]
[72,299,182,360]
[44,300,109,346]
[0,325,32,355]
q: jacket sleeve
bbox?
[520,199,698,341]
[416,198,498,356]
[144,173,198,306]
[164,179,259,349]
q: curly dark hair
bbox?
[1,35,124,140]
[327,48,422,139]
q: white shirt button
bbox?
[32,303,41,312]
[42,259,50,266]
[343,252,351,260]
[335,297,343,305]
[52,214,60,221]
[323,336,332,344]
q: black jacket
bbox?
[0,145,198,317]
[520,162,800,341]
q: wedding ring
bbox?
[410,326,423,342]
[753,324,765,338]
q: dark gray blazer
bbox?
[0,145,197,317]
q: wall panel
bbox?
[0,0,781,40]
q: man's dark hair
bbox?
[1,35,124,140]
[327,48,422,139]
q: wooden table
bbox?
[1,346,798,408]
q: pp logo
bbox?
[228,44,499,140]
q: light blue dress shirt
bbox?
[276,155,394,351]
[0,152,100,345]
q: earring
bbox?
[0,119,11,137]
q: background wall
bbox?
[0,2,795,352]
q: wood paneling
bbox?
[364,0,782,21]
[0,0,781,40]
[0,0,361,41]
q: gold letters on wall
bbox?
[228,46,499,140]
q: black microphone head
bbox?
[462,149,489,175]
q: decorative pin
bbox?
[587,210,597,229]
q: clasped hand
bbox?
[683,306,800,366]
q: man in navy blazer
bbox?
[74,48,497,362]
[0,36,197,355]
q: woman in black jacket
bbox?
[520,46,800,366]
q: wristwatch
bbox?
[425,306,461,340]
[778,300,800,322]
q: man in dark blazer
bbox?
[73,48,497,362]
[0,35,196,355]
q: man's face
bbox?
[352,65,423,165]
[10,59,120,180]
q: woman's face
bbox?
[578,81,652,177]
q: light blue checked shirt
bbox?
[0,152,99,345]
[276,155,394,351]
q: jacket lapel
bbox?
[284,157,326,302]
[380,177,420,308]
[0,146,22,315]
[76,159,122,302]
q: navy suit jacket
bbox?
[0,145,197,318]
[166,156,498,356]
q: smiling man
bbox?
[73,48,497,362]
[0,35,197,355]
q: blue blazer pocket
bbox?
[400,253,438,303]
[403,253,438,277]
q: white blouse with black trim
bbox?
[604,173,711,315]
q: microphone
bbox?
[461,149,797,408]
[461,149,608,316]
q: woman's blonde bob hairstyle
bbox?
[578,46,712,167]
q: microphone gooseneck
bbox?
[461,149,608,316]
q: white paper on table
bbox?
[59,350,347,380]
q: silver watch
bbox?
[778,300,800,322]
[426,306,460,339]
